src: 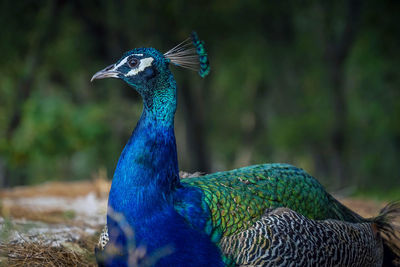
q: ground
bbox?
[0,178,393,266]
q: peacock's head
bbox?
[91,32,210,98]
[91,48,170,95]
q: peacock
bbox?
[91,32,400,266]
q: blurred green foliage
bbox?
[0,0,399,193]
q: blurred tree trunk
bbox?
[3,1,62,187]
[0,158,5,188]
[234,82,265,167]
[180,77,210,173]
[323,0,362,188]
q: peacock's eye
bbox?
[127,57,139,68]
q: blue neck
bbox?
[108,79,179,217]
[104,75,224,267]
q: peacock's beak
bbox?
[91,64,120,82]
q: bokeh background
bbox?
[1,0,399,197]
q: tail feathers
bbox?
[371,201,400,267]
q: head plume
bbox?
[164,32,210,78]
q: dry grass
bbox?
[0,172,110,223]
[0,207,76,225]
[0,177,107,266]
[0,240,96,267]
[0,230,99,267]
[0,169,110,199]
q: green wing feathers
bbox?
[181,163,363,241]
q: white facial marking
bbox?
[126,57,154,76]
[114,57,128,70]
[113,54,143,70]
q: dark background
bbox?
[1,0,399,197]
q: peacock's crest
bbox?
[164,31,210,78]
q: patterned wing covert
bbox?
[220,208,383,266]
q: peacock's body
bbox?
[91,33,400,266]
